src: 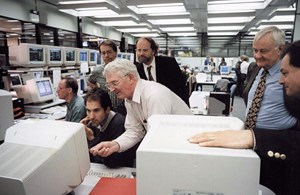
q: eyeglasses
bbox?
[105,74,128,90]
[253,47,277,55]
[101,50,114,56]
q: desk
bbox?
[74,163,135,195]
[24,98,66,113]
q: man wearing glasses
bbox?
[56,77,86,122]
[89,39,126,115]
[89,59,192,158]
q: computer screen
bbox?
[88,50,97,66]
[29,47,44,62]
[9,43,46,67]
[80,50,88,62]
[0,120,90,195]
[10,74,23,88]
[220,66,230,75]
[96,52,101,65]
[14,77,56,104]
[63,47,76,66]
[46,46,63,66]
[76,49,89,65]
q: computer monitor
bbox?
[46,46,63,66]
[0,120,90,195]
[0,90,14,141]
[14,77,56,104]
[9,43,46,67]
[88,50,98,66]
[220,65,230,75]
[10,74,23,88]
[96,52,102,65]
[63,47,76,66]
[76,49,89,65]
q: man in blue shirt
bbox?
[243,26,296,129]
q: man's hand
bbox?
[188,130,254,149]
[80,117,94,141]
[90,141,120,157]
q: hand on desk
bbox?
[188,130,254,149]
[90,141,120,157]
[80,116,95,141]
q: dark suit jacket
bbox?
[245,66,300,194]
[254,94,300,195]
[242,64,260,104]
[136,56,189,106]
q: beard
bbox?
[138,55,151,64]
[284,90,300,120]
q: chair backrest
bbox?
[214,79,230,92]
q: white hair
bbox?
[103,59,140,79]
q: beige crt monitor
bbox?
[137,115,261,195]
[0,120,90,195]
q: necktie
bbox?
[147,66,154,81]
[244,70,268,129]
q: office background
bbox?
[0,0,299,62]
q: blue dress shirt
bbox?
[246,60,297,130]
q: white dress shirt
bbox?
[114,79,192,151]
[143,56,157,81]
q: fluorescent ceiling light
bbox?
[115,28,151,33]
[131,33,160,37]
[160,27,195,32]
[95,14,131,18]
[209,0,264,4]
[257,24,293,30]
[95,21,139,26]
[208,0,271,11]
[208,32,238,36]
[60,9,118,17]
[208,10,256,14]
[208,16,255,24]
[149,19,192,25]
[168,32,197,37]
[268,15,295,22]
[208,26,244,31]
[59,0,106,4]
[128,3,186,14]
[148,12,190,16]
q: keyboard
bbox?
[41,105,67,114]
[46,111,66,120]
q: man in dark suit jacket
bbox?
[135,37,189,106]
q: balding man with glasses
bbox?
[89,59,192,158]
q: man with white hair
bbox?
[90,59,192,157]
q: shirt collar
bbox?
[143,56,156,69]
[127,79,143,104]
[260,60,281,77]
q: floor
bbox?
[231,96,246,122]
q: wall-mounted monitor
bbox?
[9,43,46,67]
[63,47,76,66]
[14,77,56,104]
[76,49,89,65]
[88,49,98,66]
[220,66,230,75]
[10,74,23,89]
[46,46,63,66]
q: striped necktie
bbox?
[147,66,154,81]
[244,70,268,129]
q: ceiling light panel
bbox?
[208,16,255,24]
[131,33,160,37]
[128,3,186,14]
[208,0,271,12]
[208,26,244,31]
[95,21,139,26]
[149,19,192,25]
[160,27,195,32]
[115,28,151,33]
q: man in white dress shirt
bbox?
[90,59,192,157]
